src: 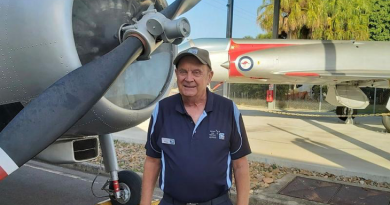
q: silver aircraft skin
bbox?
[0,0,174,163]
[180,38,390,130]
[181,38,390,86]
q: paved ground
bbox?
[0,160,163,205]
[2,160,388,205]
[0,160,343,205]
[0,160,108,205]
[113,105,390,183]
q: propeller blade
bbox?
[0,37,142,180]
[161,0,201,19]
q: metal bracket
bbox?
[120,7,190,60]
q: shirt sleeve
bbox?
[230,102,251,160]
[145,102,162,158]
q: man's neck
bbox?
[182,91,207,108]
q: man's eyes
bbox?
[193,71,201,75]
[178,70,202,76]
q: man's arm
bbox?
[140,156,161,205]
[233,156,250,205]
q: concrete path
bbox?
[112,106,390,183]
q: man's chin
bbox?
[180,87,198,96]
[181,91,197,97]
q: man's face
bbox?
[175,56,213,98]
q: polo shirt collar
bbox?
[204,88,214,112]
[175,95,186,114]
[175,88,214,114]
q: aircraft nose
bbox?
[220,61,229,69]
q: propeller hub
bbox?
[121,7,191,60]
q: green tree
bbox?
[256,33,273,39]
[243,35,254,39]
[230,84,268,99]
[275,85,289,100]
[312,85,328,101]
[369,0,390,41]
[243,33,272,39]
[257,0,370,40]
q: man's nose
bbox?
[185,72,194,81]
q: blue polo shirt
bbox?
[145,89,251,203]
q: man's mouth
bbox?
[183,85,196,88]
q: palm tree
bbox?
[257,0,370,40]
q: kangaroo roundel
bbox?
[238,56,254,71]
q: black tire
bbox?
[110,170,142,205]
[382,116,390,133]
[336,106,356,121]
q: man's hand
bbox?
[233,156,250,205]
[140,156,161,205]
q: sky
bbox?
[166,0,265,39]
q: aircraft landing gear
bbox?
[345,108,354,124]
[109,170,142,205]
[336,106,356,123]
[99,134,142,205]
[382,116,390,133]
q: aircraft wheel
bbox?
[336,106,356,121]
[382,116,390,133]
[110,170,142,205]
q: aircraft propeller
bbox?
[0,0,200,180]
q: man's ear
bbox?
[208,70,214,83]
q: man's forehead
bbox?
[177,63,208,71]
[177,56,210,70]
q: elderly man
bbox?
[141,47,251,205]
